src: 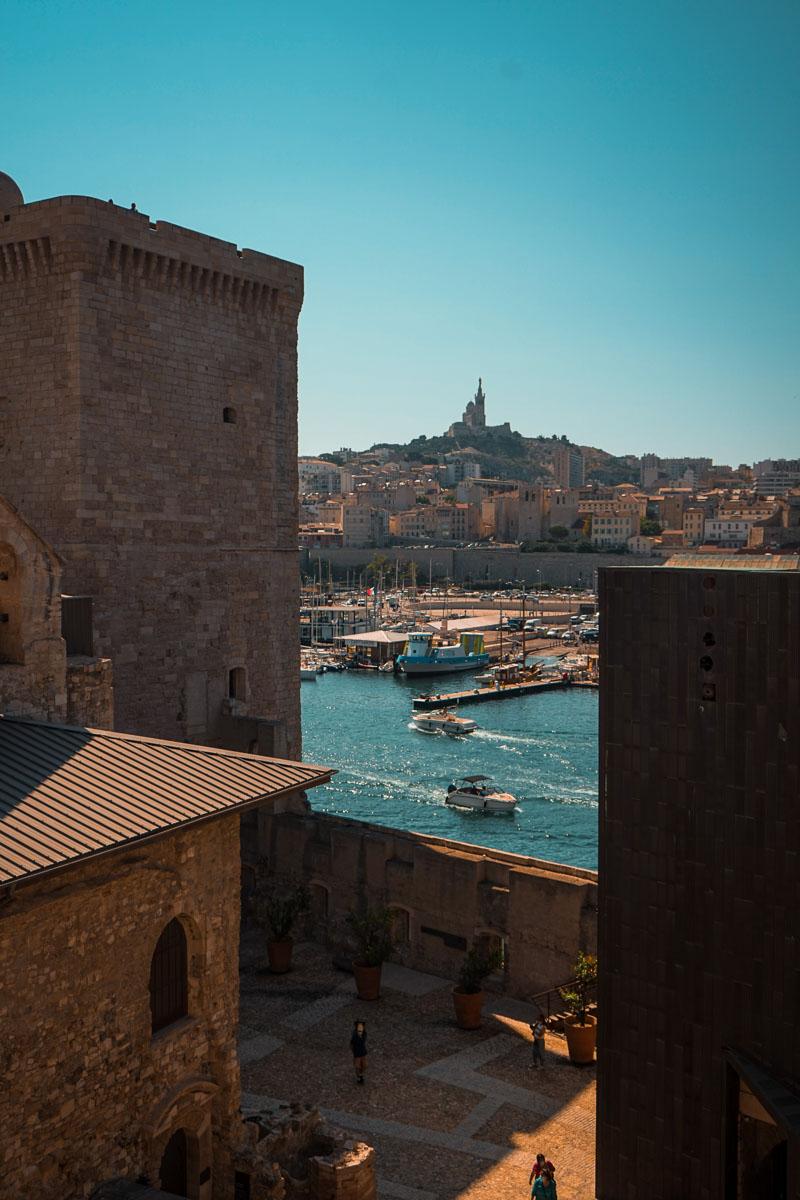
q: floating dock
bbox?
[412,678,598,710]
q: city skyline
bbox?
[3,0,798,464]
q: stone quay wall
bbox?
[301,545,633,587]
[0,816,244,1199]
[256,812,598,999]
[0,195,302,755]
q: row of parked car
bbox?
[506,613,599,643]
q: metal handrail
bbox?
[530,977,598,1021]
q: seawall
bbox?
[300,545,634,587]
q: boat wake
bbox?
[472,729,544,748]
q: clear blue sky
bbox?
[3,0,798,463]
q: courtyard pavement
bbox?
[238,935,596,1200]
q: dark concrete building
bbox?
[598,559,800,1199]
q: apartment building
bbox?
[704,518,754,548]
[683,506,707,545]
[342,503,388,547]
[591,512,640,547]
[552,445,585,489]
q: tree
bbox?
[366,553,391,579]
[640,518,662,537]
[549,525,569,541]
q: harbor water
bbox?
[301,669,599,870]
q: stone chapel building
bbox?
[0,499,332,1198]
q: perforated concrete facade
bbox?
[597,565,800,1198]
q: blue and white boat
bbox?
[396,631,490,677]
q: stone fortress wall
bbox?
[301,545,633,586]
[0,191,302,755]
[256,811,598,999]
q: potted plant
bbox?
[559,951,598,1063]
[263,886,309,974]
[453,945,503,1029]
[346,905,396,1000]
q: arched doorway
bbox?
[159,1127,188,1196]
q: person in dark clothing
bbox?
[529,1013,546,1068]
[350,1019,367,1084]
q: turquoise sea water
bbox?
[301,670,599,870]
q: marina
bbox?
[301,667,599,867]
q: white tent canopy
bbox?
[336,631,409,647]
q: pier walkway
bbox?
[412,678,597,710]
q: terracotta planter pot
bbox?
[564,1014,597,1063]
[267,938,293,974]
[353,962,382,1001]
[453,988,484,1030]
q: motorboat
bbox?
[445,775,518,814]
[412,709,477,736]
[300,665,317,681]
[396,631,490,677]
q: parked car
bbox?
[561,632,577,644]
[524,619,543,631]
[546,627,561,639]
[581,628,599,642]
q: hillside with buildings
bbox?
[303,381,800,557]
[321,379,639,486]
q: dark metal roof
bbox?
[0,717,333,886]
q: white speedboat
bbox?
[300,665,317,681]
[412,709,477,736]
[445,775,518,814]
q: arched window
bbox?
[229,666,246,700]
[150,918,188,1033]
[223,406,237,424]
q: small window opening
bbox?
[0,543,23,664]
[229,667,246,700]
[223,406,237,424]
[389,907,410,945]
[310,883,329,924]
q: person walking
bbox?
[529,1013,546,1068]
[532,1166,557,1200]
[529,1153,556,1189]
[350,1019,367,1084]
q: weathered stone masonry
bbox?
[0,193,302,754]
[0,816,243,1199]
[257,811,598,998]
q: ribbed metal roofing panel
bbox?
[664,554,800,571]
[0,717,333,885]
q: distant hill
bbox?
[324,424,640,486]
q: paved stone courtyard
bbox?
[239,934,596,1200]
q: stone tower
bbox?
[0,174,301,756]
